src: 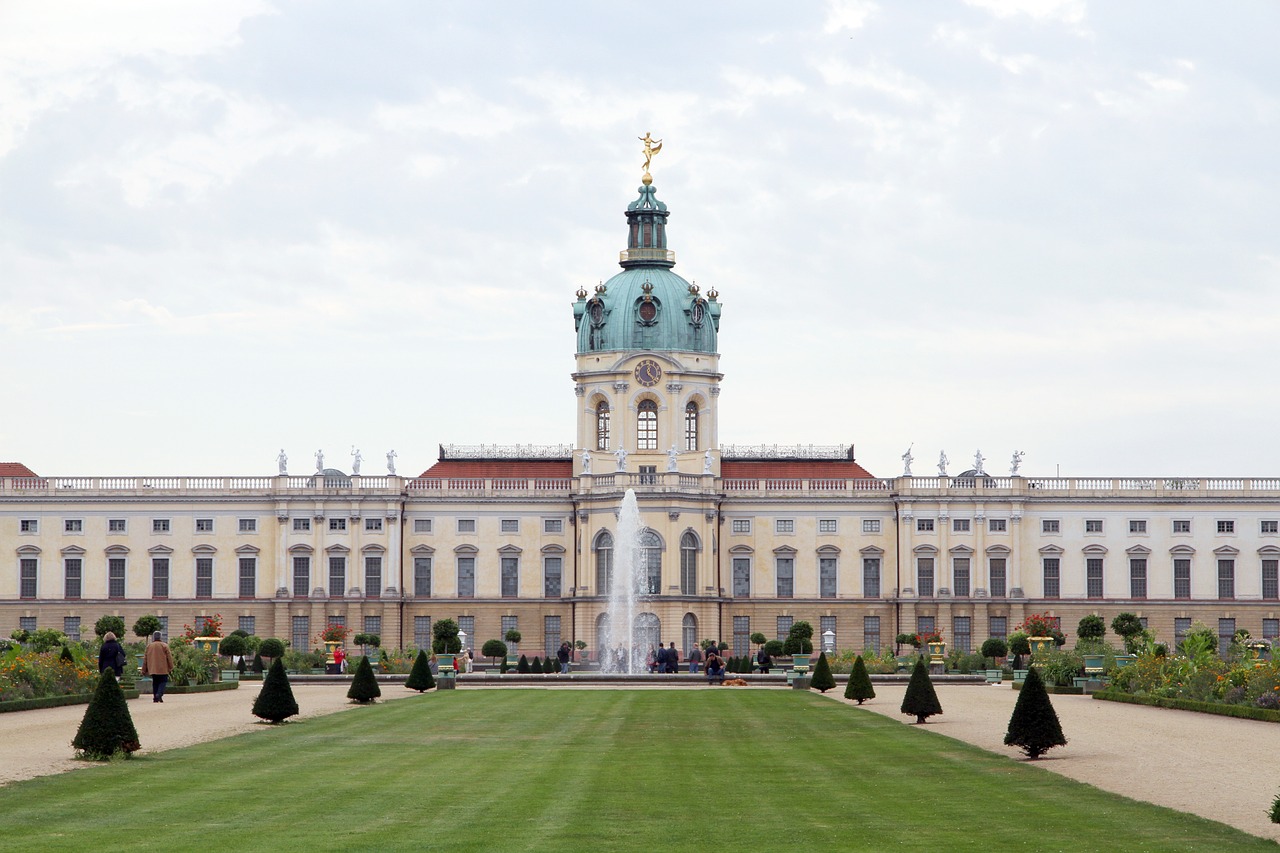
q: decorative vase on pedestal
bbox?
[1028,636,1054,659]
[194,637,222,656]
[927,641,946,664]
[324,641,340,663]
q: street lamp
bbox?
[822,629,835,655]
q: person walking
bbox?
[557,641,571,674]
[687,644,702,674]
[141,630,174,703]
[98,631,126,678]
[756,645,773,674]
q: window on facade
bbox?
[413,518,432,534]
[457,519,476,534]
[1263,559,1279,600]
[329,518,347,532]
[1263,618,1279,641]
[684,402,698,451]
[544,556,562,598]
[863,519,881,534]
[988,518,1007,533]
[1218,559,1235,599]
[637,399,658,450]
[917,557,935,597]
[638,464,657,485]
[1086,558,1104,598]
[329,557,345,598]
[196,557,213,598]
[64,558,82,599]
[191,518,211,533]
[500,519,519,534]
[640,530,662,594]
[731,519,751,534]
[819,519,838,534]
[20,559,37,599]
[917,519,935,533]
[820,615,836,652]
[680,533,697,595]
[293,517,311,532]
[732,557,750,597]
[776,615,793,642]
[501,616,518,646]
[776,557,794,598]
[1129,558,1147,599]
[1129,520,1147,534]
[1173,617,1191,649]
[953,558,971,597]
[291,616,310,654]
[1218,618,1237,658]
[544,518,563,534]
[953,616,972,654]
[108,558,126,598]
[458,617,475,653]
[365,518,383,532]
[293,557,310,598]
[238,518,257,533]
[1173,519,1192,533]
[501,557,519,598]
[545,615,562,658]
[596,402,610,450]
[108,518,127,533]
[238,558,256,598]
[1042,519,1060,534]
[820,557,837,598]
[1217,520,1235,534]
[64,616,81,642]
[989,616,1008,639]
[863,616,881,653]
[20,519,37,533]
[863,558,880,598]
[363,616,381,638]
[733,616,750,658]
[65,519,83,533]
[413,616,431,650]
[152,519,169,533]
[953,519,970,533]
[152,558,170,598]
[776,519,795,534]
[457,557,476,598]
[365,556,382,598]
[1085,519,1103,534]
[414,557,432,598]
[595,532,613,594]
[1174,558,1191,598]
[989,558,1007,598]
[1043,558,1060,598]
[916,616,935,638]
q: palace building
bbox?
[3,167,1279,660]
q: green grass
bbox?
[0,690,1273,852]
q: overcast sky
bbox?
[2,1,1278,479]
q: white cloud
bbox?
[374,89,532,138]
[962,0,1086,23]
[823,0,878,34]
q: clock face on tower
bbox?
[634,359,662,387]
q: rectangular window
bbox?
[821,615,837,652]
[776,557,794,598]
[238,616,255,636]
[502,616,518,649]
[19,616,37,634]
[1218,559,1235,599]
[1129,558,1147,599]
[329,518,347,532]
[917,557,935,597]
[732,558,750,598]
[364,518,383,532]
[291,616,310,654]
[20,559,37,598]
[457,557,476,598]
[156,616,168,642]
[1263,559,1279,600]
[916,616,935,638]
[1086,558,1104,598]
[64,558,82,599]
[989,616,1007,640]
[638,464,657,485]
[65,519,83,533]
[196,518,214,533]
[1085,519,1103,534]
[952,518,971,533]
[775,519,795,534]
[917,518,935,533]
[1217,520,1235,534]
[953,558,971,597]
[544,556,562,598]
[731,519,752,534]
[238,557,256,598]
[543,518,563,534]
[1042,519,1060,534]
[680,539,696,595]
[152,558,170,598]
[238,518,257,533]
[1174,558,1192,599]
[293,517,311,532]
[1174,617,1191,649]
[776,615,793,642]
[196,615,217,635]
[1129,520,1147,534]
[414,616,431,650]
[458,617,475,654]
[1263,618,1279,641]
[329,557,346,598]
[108,519,126,533]
[988,518,1006,533]
[1262,520,1279,534]
[500,519,520,534]
[365,556,382,598]
[152,518,169,533]
[196,557,213,598]
[108,558,126,598]
[1043,558,1060,599]
[953,616,972,654]
[820,557,837,598]
[414,557,432,598]
[293,557,310,598]
[363,616,381,638]
[862,519,882,534]
[733,615,750,658]
[64,616,81,642]
[818,519,838,534]
[544,615,562,658]
[1218,618,1236,658]
[989,558,1007,598]
[1173,519,1192,533]
[20,519,38,533]
[413,518,432,534]
[863,616,880,653]
[457,519,476,534]
[501,557,519,598]
[863,557,881,598]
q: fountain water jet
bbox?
[603,489,645,673]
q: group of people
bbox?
[646,642,682,673]
[97,630,175,703]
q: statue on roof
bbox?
[386,449,397,475]
[315,449,324,473]
[937,451,948,477]
[901,444,914,477]
[1010,450,1024,476]
[277,449,288,475]
[973,449,985,475]
[639,132,663,176]
[351,446,362,475]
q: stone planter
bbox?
[1028,636,1055,659]
[1082,653,1106,675]
[1114,654,1137,669]
[927,641,946,664]
[791,653,811,674]
[193,636,222,656]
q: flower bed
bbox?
[1093,690,1280,723]
[0,687,142,714]
[0,649,99,702]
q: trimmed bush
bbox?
[1077,615,1106,641]
[900,658,943,724]
[543,656,555,674]
[219,634,248,658]
[499,659,509,674]
[810,652,836,692]
[72,670,140,759]
[251,652,265,673]
[405,649,436,692]
[94,615,126,639]
[845,655,875,704]
[60,645,75,664]
[531,656,542,673]
[237,656,247,674]
[1008,632,1031,657]
[481,639,508,664]
[763,640,784,657]
[433,619,462,655]
[980,638,1008,662]
[749,632,767,647]
[252,658,300,723]
[258,638,286,659]
[347,656,382,704]
[1270,792,1280,825]
[1004,666,1067,759]
[132,614,162,639]
[504,629,523,646]
[517,654,530,674]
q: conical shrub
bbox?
[252,652,264,673]
[809,651,836,692]
[531,656,542,672]
[543,655,555,674]
[845,655,875,704]
[900,657,943,724]
[72,670,140,759]
[252,658,299,723]
[347,655,382,704]
[517,654,530,673]
[405,649,435,692]
[1004,666,1067,759]
[60,645,75,664]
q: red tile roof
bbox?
[418,459,573,479]
[0,462,38,478]
[720,460,877,479]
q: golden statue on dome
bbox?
[639,132,663,183]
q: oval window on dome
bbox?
[590,300,604,325]
[691,301,705,325]
[639,301,657,322]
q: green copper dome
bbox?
[573,181,720,354]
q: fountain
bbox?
[603,489,644,673]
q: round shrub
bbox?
[259,638,286,659]
[1077,614,1106,641]
[132,615,162,639]
[980,638,1009,661]
[219,634,248,657]
[482,639,508,663]
[95,615,126,639]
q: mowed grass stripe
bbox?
[0,690,1271,852]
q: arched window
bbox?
[596,402,610,450]
[682,613,697,656]
[684,402,698,451]
[596,613,611,653]
[680,532,698,595]
[637,400,658,450]
[634,612,660,651]
[640,530,662,594]
[595,531,613,594]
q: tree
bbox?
[1077,615,1106,642]
[517,654,530,674]
[763,639,785,657]
[482,639,508,664]
[432,619,462,654]
[132,614,162,639]
[60,645,75,664]
[94,614,126,639]
[845,655,875,704]
[72,670,140,759]
[749,632,767,649]
[531,655,542,672]
[347,655,381,704]
[259,638,286,659]
[809,651,836,692]
[1007,632,1031,657]
[253,658,299,723]
[900,658,943,724]
[405,649,435,691]
[504,629,522,653]
[1111,612,1145,653]
[1004,666,1067,759]
[251,652,265,673]
[219,634,248,658]
[543,655,556,673]
[980,638,1009,665]
[783,621,814,655]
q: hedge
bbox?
[1,689,142,714]
[165,681,241,695]
[1093,690,1280,723]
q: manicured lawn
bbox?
[0,690,1272,851]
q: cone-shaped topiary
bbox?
[237,656,247,674]
[60,645,75,664]
[900,657,943,724]
[1004,666,1067,759]
[252,651,265,673]
[845,655,876,704]
[347,655,382,704]
[810,651,836,692]
[531,656,542,672]
[252,658,299,723]
[543,655,555,674]
[405,649,436,692]
[499,658,509,674]
[517,654,530,673]
[72,670,140,759]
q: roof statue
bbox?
[639,131,662,182]
[582,450,592,475]
[614,446,627,472]
[351,447,362,476]
[277,449,287,475]
[1010,450,1024,476]
[315,449,324,474]
[973,449,985,475]
[386,449,397,475]
[901,444,913,477]
[938,451,948,477]
[667,445,679,473]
